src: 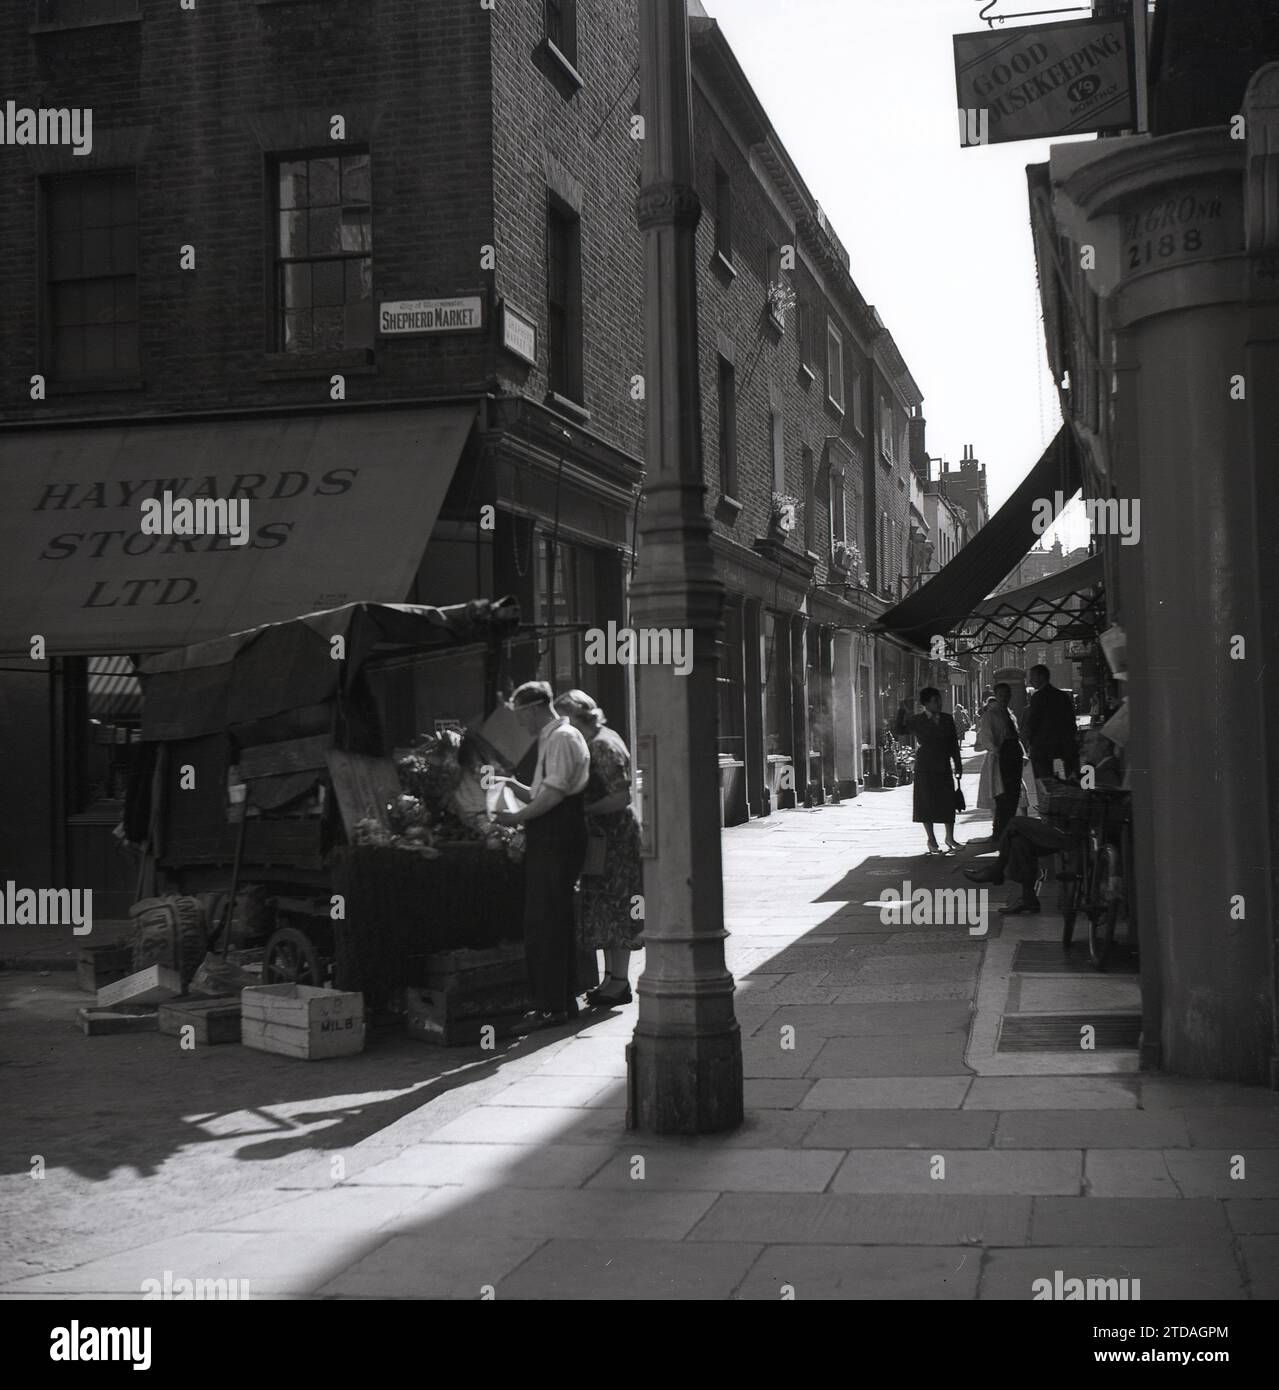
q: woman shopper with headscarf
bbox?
[553,690,644,1007]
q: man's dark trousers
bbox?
[991,739,1024,842]
[997,815,1069,900]
[521,792,587,1015]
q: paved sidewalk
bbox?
[2,759,1277,1300]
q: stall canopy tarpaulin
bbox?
[138,597,521,742]
[874,424,1084,651]
[0,405,477,656]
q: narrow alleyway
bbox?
[1,755,1276,1300]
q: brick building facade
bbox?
[0,0,942,906]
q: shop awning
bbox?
[954,553,1105,655]
[873,425,1083,651]
[0,405,477,657]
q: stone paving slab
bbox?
[978,1244,1246,1300]
[484,1075,617,1108]
[1161,1149,1279,1198]
[1224,1199,1279,1235]
[744,1079,815,1109]
[1083,1149,1179,1198]
[747,1001,973,1040]
[636,1108,821,1150]
[316,1235,543,1299]
[409,1187,719,1243]
[425,1106,629,1146]
[1139,1079,1279,1110]
[210,1185,446,1232]
[496,1239,763,1300]
[1182,1107,1279,1147]
[1029,1196,1233,1246]
[831,1149,1081,1196]
[1238,1234,1279,1298]
[833,983,975,1002]
[686,1192,1031,1247]
[964,1076,1139,1110]
[741,1032,826,1078]
[995,1109,1190,1149]
[734,1244,982,1300]
[1018,977,1142,1012]
[345,1142,616,1190]
[583,1147,843,1193]
[0,1224,404,1297]
[532,1041,629,1077]
[848,955,981,984]
[801,1077,972,1109]
[806,1033,973,1078]
[802,1109,997,1150]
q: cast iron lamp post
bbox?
[626,0,744,1133]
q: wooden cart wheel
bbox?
[263,927,324,987]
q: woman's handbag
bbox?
[581,829,608,877]
[954,779,967,813]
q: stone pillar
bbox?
[628,0,743,1133]
[1061,110,1278,1082]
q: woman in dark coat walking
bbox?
[907,687,964,856]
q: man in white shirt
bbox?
[495,681,591,1024]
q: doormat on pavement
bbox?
[1011,941,1138,975]
[997,1012,1142,1051]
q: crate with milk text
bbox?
[239,983,365,1060]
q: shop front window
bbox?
[538,536,597,692]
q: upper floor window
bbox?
[714,163,733,263]
[850,362,863,432]
[826,320,844,413]
[879,395,895,462]
[717,355,738,497]
[829,470,847,547]
[797,300,815,371]
[802,446,815,552]
[544,0,578,67]
[37,0,138,23]
[43,170,138,379]
[275,152,373,354]
[546,197,583,403]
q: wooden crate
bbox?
[240,984,364,1060]
[97,964,182,1009]
[77,942,134,994]
[158,996,242,1045]
[78,1008,160,1036]
[404,984,528,1047]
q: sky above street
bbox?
[704,0,1094,549]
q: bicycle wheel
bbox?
[1059,854,1080,949]
[1088,844,1122,970]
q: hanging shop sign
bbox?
[379,297,484,336]
[954,17,1135,147]
[499,301,538,366]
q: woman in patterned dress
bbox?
[553,690,643,1007]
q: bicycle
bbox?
[1049,785,1132,969]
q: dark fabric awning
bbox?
[138,597,520,742]
[955,553,1105,655]
[0,405,477,657]
[874,425,1082,650]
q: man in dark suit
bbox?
[1020,664,1079,781]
